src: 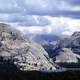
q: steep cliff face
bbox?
[0,23,56,72]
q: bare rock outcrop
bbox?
[0,23,56,72]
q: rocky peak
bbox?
[0,23,56,72]
[50,31,80,63]
[0,23,10,29]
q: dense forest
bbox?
[0,70,80,80]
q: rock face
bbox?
[55,48,79,63]
[0,23,56,72]
[52,32,80,63]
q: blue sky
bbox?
[0,0,80,35]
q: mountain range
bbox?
[0,23,80,71]
[28,30,80,68]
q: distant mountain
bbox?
[49,31,80,63]
[0,23,56,72]
[26,34,61,45]
[24,28,80,67]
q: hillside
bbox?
[0,23,56,72]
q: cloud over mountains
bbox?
[0,0,80,35]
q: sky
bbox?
[0,0,80,35]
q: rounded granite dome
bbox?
[0,23,26,41]
[0,23,56,72]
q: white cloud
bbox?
[17,26,44,34]
[16,0,80,14]
[58,1,80,11]
[0,0,80,36]
[0,14,50,26]
[0,0,21,13]
[16,16,80,35]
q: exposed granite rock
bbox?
[55,48,79,63]
[51,31,80,63]
[0,23,56,72]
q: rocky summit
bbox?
[0,23,56,72]
[52,31,80,63]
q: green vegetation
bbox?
[0,70,80,80]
